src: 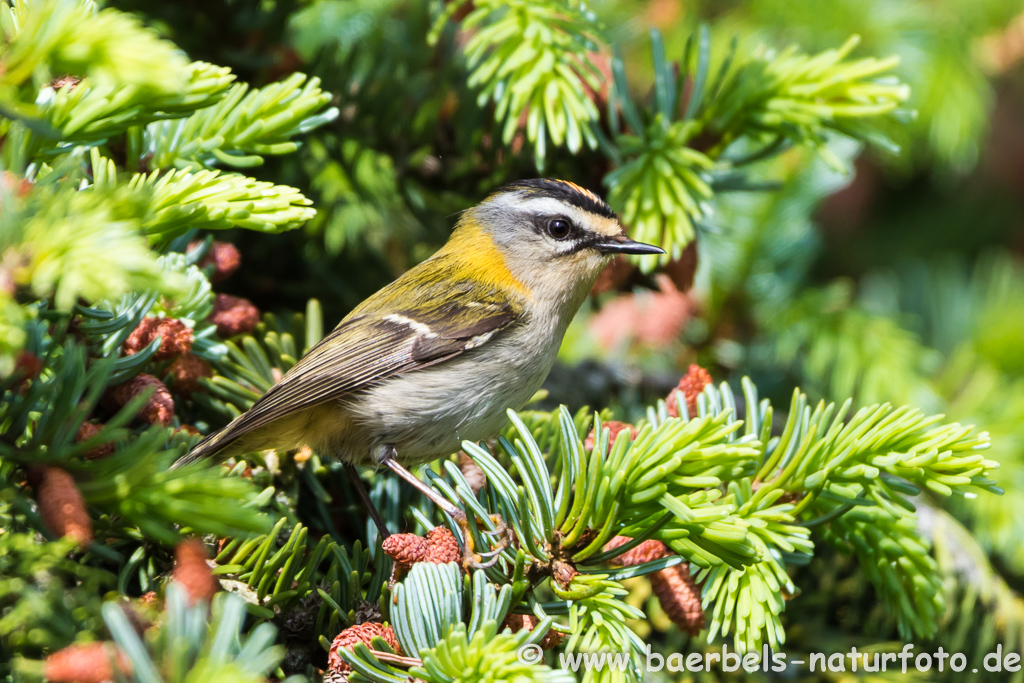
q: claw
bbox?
[471,550,505,569]
[480,514,509,536]
[457,513,513,570]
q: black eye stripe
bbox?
[521,211,606,256]
[561,234,603,255]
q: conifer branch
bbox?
[602,28,909,269]
[127,167,315,239]
[36,61,234,147]
[144,73,339,170]
[433,0,604,169]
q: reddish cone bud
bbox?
[424,526,460,564]
[138,591,161,609]
[584,420,638,451]
[328,623,400,672]
[382,534,429,568]
[382,526,461,567]
[189,240,242,282]
[75,422,114,460]
[108,374,174,426]
[44,643,130,683]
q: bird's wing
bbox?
[183,281,522,462]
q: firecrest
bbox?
[176,178,663,545]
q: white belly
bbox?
[339,321,560,464]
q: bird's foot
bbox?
[378,454,511,568]
[457,512,512,570]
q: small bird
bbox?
[176,179,662,550]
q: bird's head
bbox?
[449,179,663,305]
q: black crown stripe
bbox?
[496,178,617,220]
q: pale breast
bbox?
[338,319,559,465]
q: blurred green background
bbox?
[109,0,1024,674]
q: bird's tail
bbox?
[170,421,241,470]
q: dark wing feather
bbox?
[178,286,519,465]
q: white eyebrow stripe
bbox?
[487,191,624,238]
[488,195,590,224]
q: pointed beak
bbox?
[595,235,665,256]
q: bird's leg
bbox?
[379,449,466,521]
[345,463,391,540]
[379,447,511,568]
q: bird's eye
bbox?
[546,218,571,240]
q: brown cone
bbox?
[166,354,212,396]
[605,536,671,565]
[458,452,487,494]
[208,294,260,338]
[605,535,704,636]
[35,466,92,546]
[172,538,219,604]
[502,613,563,649]
[13,350,42,380]
[123,317,193,360]
[75,422,114,461]
[650,564,705,636]
[382,534,429,568]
